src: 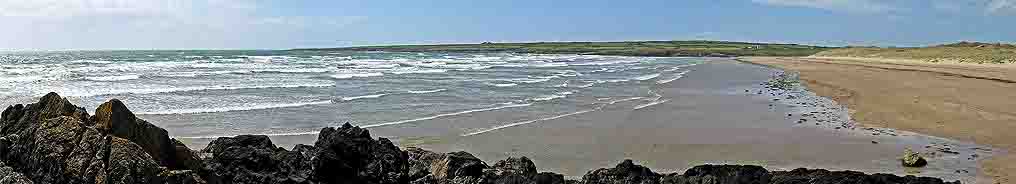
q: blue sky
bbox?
[1,0,1014,50]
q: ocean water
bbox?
[0,50,704,139]
[0,51,989,182]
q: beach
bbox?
[221,59,985,182]
[741,57,1016,184]
[0,51,992,183]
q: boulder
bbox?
[901,149,927,167]
[770,168,959,184]
[93,99,186,170]
[309,123,409,184]
[661,165,770,184]
[201,135,313,184]
[0,161,32,184]
[407,147,445,180]
[533,172,570,184]
[0,93,176,183]
[581,159,661,184]
[482,157,538,184]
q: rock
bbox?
[407,147,444,180]
[901,149,928,167]
[0,93,176,183]
[93,99,186,170]
[770,168,958,184]
[310,123,409,184]
[533,172,569,184]
[0,161,32,184]
[172,138,204,171]
[661,165,770,184]
[105,137,168,184]
[581,159,661,184]
[482,157,538,184]
[432,151,487,180]
[201,135,313,184]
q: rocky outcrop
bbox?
[0,161,32,184]
[0,93,963,184]
[661,165,771,184]
[0,93,203,184]
[201,135,313,184]
[581,159,661,184]
[311,124,409,184]
[92,99,190,170]
[770,168,959,184]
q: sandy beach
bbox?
[741,57,1016,184]
[211,59,986,182]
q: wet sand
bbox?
[741,57,1016,184]
[180,59,985,182]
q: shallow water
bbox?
[0,51,989,182]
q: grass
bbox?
[813,42,1016,64]
[293,40,832,57]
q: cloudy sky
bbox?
[1,0,1014,50]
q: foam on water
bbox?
[63,83,336,97]
[342,93,388,101]
[84,75,141,81]
[529,95,566,102]
[407,89,447,94]
[138,100,332,115]
[390,69,448,74]
[487,83,518,87]
[330,73,384,79]
[361,103,533,128]
[634,73,661,81]
[633,99,671,110]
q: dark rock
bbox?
[201,135,313,184]
[661,165,770,184]
[407,147,444,180]
[770,168,959,184]
[310,123,409,184]
[533,172,568,184]
[581,159,661,184]
[0,161,32,184]
[0,93,177,184]
[482,157,538,184]
[93,99,185,169]
[901,149,927,167]
[435,151,487,180]
[172,138,204,171]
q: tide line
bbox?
[360,103,533,128]
[462,109,597,136]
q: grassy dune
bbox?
[295,41,831,57]
[813,42,1016,64]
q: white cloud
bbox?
[987,0,1016,14]
[751,0,897,13]
[0,0,364,50]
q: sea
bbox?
[0,50,989,182]
[0,50,701,139]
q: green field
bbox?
[294,40,832,57]
[814,42,1016,64]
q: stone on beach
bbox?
[902,149,929,167]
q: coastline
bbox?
[163,58,986,182]
[739,57,1016,184]
[0,93,964,183]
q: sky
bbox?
[1,0,1014,50]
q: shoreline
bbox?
[162,59,986,182]
[739,57,1016,184]
[0,93,963,183]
